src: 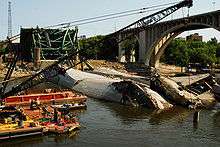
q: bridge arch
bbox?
[148,22,220,67]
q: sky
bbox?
[0,0,220,41]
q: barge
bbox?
[4,91,87,106]
[0,106,43,140]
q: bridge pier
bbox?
[138,29,155,67]
[118,34,126,62]
[118,34,136,63]
[138,31,147,64]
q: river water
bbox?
[0,97,220,147]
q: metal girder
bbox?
[0,26,80,99]
[0,48,83,99]
[0,38,19,95]
[32,27,78,59]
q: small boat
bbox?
[0,106,43,140]
[51,103,87,111]
[47,122,80,134]
[38,116,80,134]
[36,107,80,134]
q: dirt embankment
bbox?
[0,64,31,79]
[158,63,184,76]
[88,60,126,72]
[89,60,185,76]
[0,60,183,79]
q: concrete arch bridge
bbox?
[118,10,220,67]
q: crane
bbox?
[110,0,193,41]
[0,0,193,99]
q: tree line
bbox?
[2,34,219,67]
[79,35,118,60]
[79,35,220,67]
[161,37,220,67]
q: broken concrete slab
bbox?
[54,69,172,110]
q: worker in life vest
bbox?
[18,109,26,128]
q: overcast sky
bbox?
[0,0,219,41]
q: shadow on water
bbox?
[0,135,44,146]
[213,110,220,127]
[91,98,194,126]
[213,109,220,141]
[94,99,152,119]
[0,131,80,147]
[44,131,79,144]
[149,107,193,125]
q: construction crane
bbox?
[110,0,193,41]
[0,0,193,99]
[0,1,15,92]
[8,1,12,38]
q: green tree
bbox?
[162,37,218,67]
[79,35,119,60]
[162,38,189,66]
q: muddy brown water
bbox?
[0,79,220,147]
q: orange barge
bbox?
[4,91,87,106]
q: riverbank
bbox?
[0,64,31,79]
[0,59,216,75]
[1,60,219,86]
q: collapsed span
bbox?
[150,75,217,109]
[53,69,172,110]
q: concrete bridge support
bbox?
[118,34,126,62]
[138,31,147,63]
[118,34,137,63]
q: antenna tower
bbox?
[8,1,12,38]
